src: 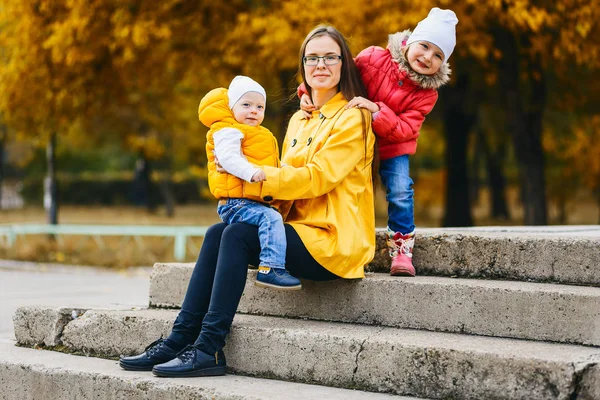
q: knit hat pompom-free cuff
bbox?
[405,7,458,61]
[227,75,267,109]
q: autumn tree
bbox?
[2,0,599,226]
[0,119,6,205]
[201,0,600,226]
[0,0,249,219]
[0,0,100,223]
[451,0,600,224]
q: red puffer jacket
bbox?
[357,30,451,160]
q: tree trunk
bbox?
[494,27,548,225]
[132,154,156,212]
[160,173,175,218]
[0,125,5,208]
[480,131,510,219]
[46,132,59,225]
[597,186,600,225]
[470,128,484,205]
[441,74,476,227]
[557,187,567,225]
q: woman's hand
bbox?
[345,96,379,114]
[251,170,266,182]
[300,93,316,119]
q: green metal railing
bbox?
[0,224,209,261]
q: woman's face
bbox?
[304,35,342,94]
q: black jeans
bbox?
[167,222,338,353]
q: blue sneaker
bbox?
[255,266,302,290]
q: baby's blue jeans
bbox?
[217,198,286,269]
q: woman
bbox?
[119,25,376,378]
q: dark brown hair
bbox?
[298,25,378,185]
[298,25,367,101]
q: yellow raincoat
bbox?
[244,92,376,278]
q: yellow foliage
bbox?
[0,0,599,178]
[126,135,165,161]
[544,115,600,192]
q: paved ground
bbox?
[0,260,150,342]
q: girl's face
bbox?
[304,35,342,94]
[405,41,444,76]
[231,92,265,127]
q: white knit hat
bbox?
[227,75,266,109]
[406,8,458,61]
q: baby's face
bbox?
[405,41,444,76]
[232,92,266,127]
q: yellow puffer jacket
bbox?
[199,88,280,203]
[243,92,376,279]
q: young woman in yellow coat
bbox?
[120,25,376,378]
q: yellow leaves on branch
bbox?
[545,116,600,191]
[1,0,599,165]
[127,135,165,161]
[568,117,600,190]
[110,7,173,66]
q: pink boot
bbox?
[386,229,416,276]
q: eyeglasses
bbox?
[303,55,342,66]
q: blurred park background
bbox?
[0,0,599,267]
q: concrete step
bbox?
[373,226,600,286]
[13,307,600,400]
[0,340,402,400]
[150,267,600,346]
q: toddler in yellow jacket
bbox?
[199,75,301,290]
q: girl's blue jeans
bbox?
[379,155,415,235]
[217,198,286,269]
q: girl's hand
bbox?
[251,170,266,182]
[300,93,316,119]
[345,96,379,114]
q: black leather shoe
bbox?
[119,338,180,371]
[152,345,226,377]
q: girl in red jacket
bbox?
[301,8,458,276]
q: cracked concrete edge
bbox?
[0,343,402,400]
[150,268,600,346]
[570,356,600,400]
[372,231,600,285]
[13,306,89,347]
[13,306,143,349]
[150,233,600,289]
[226,321,599,400]
[351,328,382,385]
[20,307,600,400]
[60,309,173,357]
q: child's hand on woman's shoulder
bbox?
[345,96,379,114]
[300,93,316,119]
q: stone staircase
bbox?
[4,226,600,399]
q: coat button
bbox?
[263,196,273,202]
[307,137,312,145]
[291,139,297,147]
[319,112,325,119]
[398,80,403,86]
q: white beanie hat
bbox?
[406,8,458,61]
[227,75,266,109]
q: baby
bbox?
[199,75,302,290]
